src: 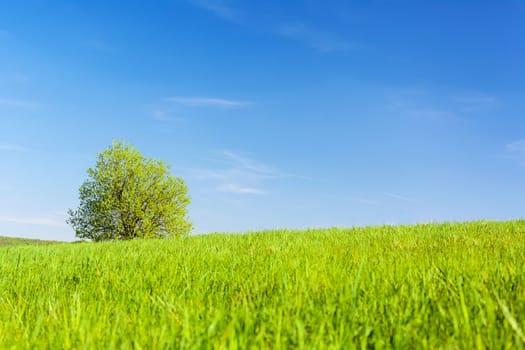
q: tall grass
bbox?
[0,221,524,349]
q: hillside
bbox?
[0,235,59,247]
[0,220,524,348]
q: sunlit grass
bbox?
[0,236,58,247]
[0,220,524,349]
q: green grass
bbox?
[0,221,524,349]
[0,235,58,247]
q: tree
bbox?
[67,141,191,241]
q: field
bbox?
[0,236,58,247]
[0,221,524,349]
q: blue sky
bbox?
[1,0,524,241]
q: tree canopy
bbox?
[67,141,191,241]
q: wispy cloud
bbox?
[165,96,250,108]
[187,1,353,53]
[385,87,483,123]
[151,110,183,122]
[190,150,303,195]
[2,72,30,84]
[85,39,113,52]
[189,0,240,21]
[221,150,278,175]
[384,192,415,202]
[506,140,525,166]
[217,183,266,195]
[0,143,27,152]
[0,98,39,108]
[348,196,381,206]
[407,108,458,122]
[275,22,353,53]
[0,215,67,228]
[453,93,497,113]
[0,29,10,39]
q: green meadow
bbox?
[0,236,58,247]
[0,220,524,349]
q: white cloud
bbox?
[275,22,352,53]
[407,108,457,122]
[187,1,353,53]
[188,0,240,21]
[385,87,479,123]
[453,93,497,113]
[221,150,278,175]
[151,110,182,122]
[0,98,39,108]
[0,72,30,85]
[0,215,67,228]
[0,29,10,39]
[190,150,304,195]
[384,192,415,202]
[506,140,525,166]
[455,94,496,105]
[165,97,250,108]
[348,196,381,206]
[0,143,27,152]
[217,183,266,194]
[85,39,113,52]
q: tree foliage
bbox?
[67,141,191,241]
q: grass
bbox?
[0,235,58,247]
[0,220,524,349]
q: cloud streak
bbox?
[165,96,250,108]
[348,196,381,206]
[190,150,303,195]
[385,87,491,124]
[84,39,114,52]
[188,0,240,21]
[0,29,10,39]
[151,110,183,122]
[187,1,352,53]
[506,140,525,166]
[221,150,278,175]
[2,72,30,84]
[217,183,266,195]
[453,93,497,113]
[0,98,39,108]
[0,215,67,228]
[275,22,352,53]
[384,192,415,202]
[0,143,27,152]
[407,108,458,122]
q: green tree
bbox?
[67,141,191,241]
